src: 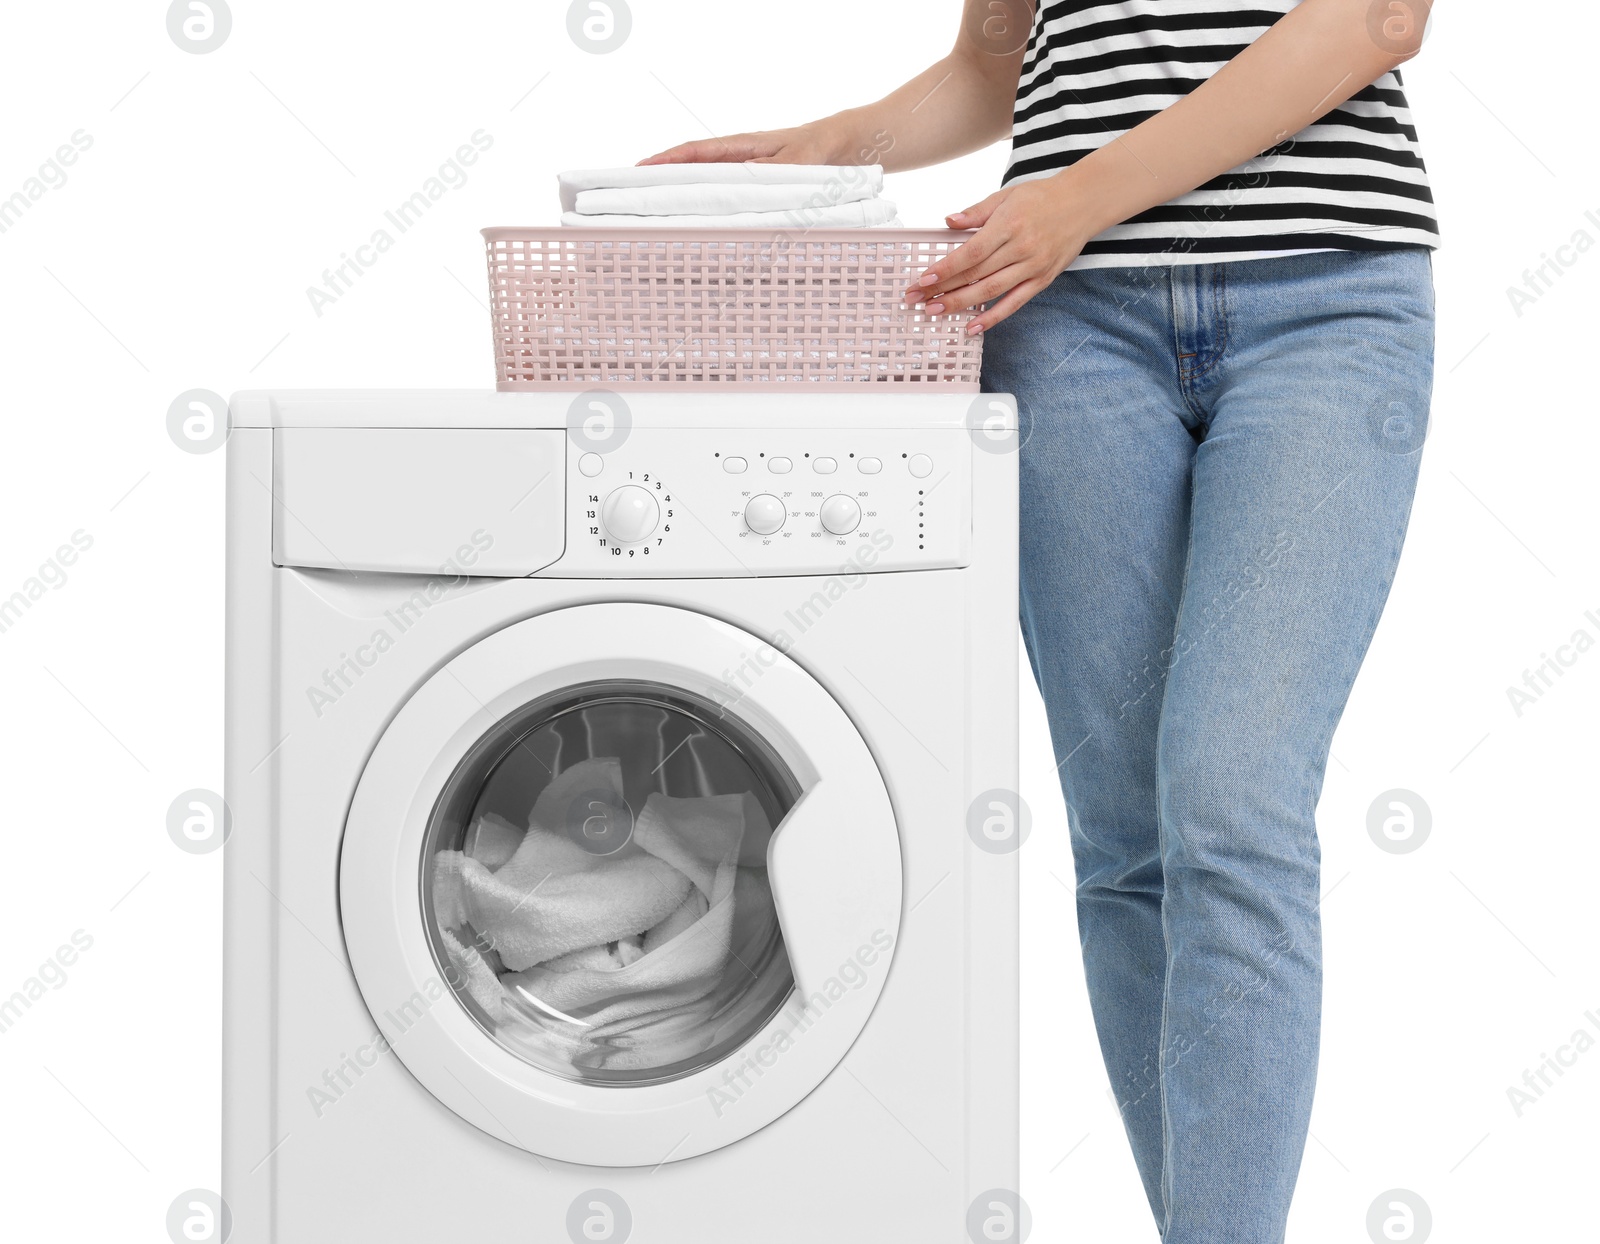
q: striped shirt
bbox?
[1004,0,1440,268]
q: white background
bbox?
[0,1,1595,1240]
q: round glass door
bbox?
[339,602,904,1164]
[422,680,798,1084]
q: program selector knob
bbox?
[744,494,787,535]
[819,494,861,535]
[600,485,660,543]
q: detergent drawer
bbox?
[271,427,566,576]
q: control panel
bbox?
[542,427,972,577]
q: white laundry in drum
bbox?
[430,757,787,1074]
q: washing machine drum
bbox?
[424,681,799,1085]
[339,603,902,1167]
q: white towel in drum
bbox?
[504,791,767,1028]
[460,811,523,870]
[531,866,783,1071]
[430,757,785,1070]
[438,929,507,1021]
[432,758,691,972]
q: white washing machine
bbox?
[222,389,1019,1242]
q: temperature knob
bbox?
[601,485,660,543]
[744,494,786,535]
[820,494,862,535]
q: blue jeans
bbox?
[981,249,1435,1243]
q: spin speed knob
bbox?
[819,494,862,535]
[601,485,660,543]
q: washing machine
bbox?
[222,388,1019,1242]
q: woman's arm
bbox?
[638,0,1027,170]
[920,0,1435,331]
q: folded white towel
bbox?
[561,199,901,229]
[574,180,879,217]
[559,163,884,213]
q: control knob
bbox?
[600,485,660,543]
[744,494,787,535]
[819,494,862,535]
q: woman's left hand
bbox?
[905,175,1094,334]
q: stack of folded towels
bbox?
[431,757,787,1073]
[558,163,899,228]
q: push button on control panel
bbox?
[769,457,793,473]
[858,457,882,474]
[744,494,787,535]
[723,456,748,474]
[908,453,933,478]
[813,457,838,474]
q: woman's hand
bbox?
[638,125,840,167]
[907,175,1097,334]
[638,1,1023,172]
[907,0,1437,336]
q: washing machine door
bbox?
[339,602,902,1167]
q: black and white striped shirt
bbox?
[1004,0,1440,267]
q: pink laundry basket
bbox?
[481,227,983,391]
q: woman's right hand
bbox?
[637,124,839,167]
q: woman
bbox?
[644,2,1437,1239]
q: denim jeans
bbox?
[981,248,1435,1243]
